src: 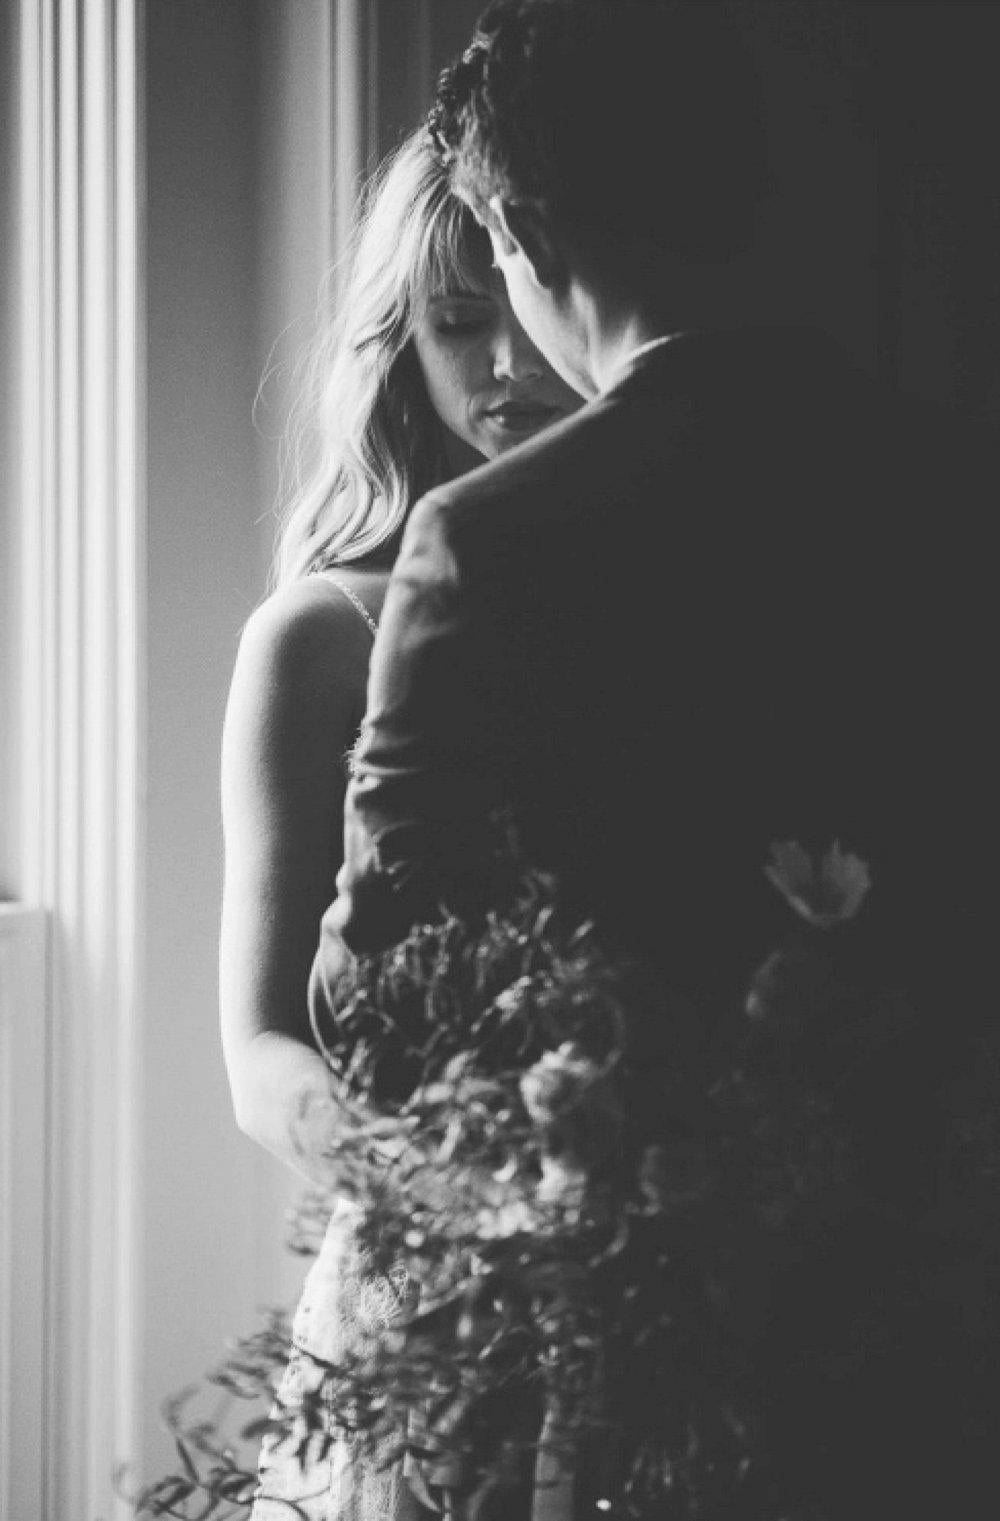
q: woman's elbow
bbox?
[220,1029,279,1146]
[224,1054,266,1144]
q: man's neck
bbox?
[559,264,675,398]
[590,314,679,394]
[572,252,787,396]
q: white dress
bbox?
[251,1199,421,1521]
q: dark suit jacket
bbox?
[310,326,998,1516]
[314,326,991,1002]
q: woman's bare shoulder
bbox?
[238,574,382,689]
[225,576,378,772]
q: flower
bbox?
[764,839,871,929]
[476,1194,537,1240]
[537,1154,588,1214]
[520,1044,603,1126]
[520,1043,624,1171]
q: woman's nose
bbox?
[491,318,543,383]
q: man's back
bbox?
[351,327,989,1000]
[319,321,997,1517]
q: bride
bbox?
[219,126,580,1519]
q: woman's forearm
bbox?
[226,1029,351,1188]
[228,1028,427,1209]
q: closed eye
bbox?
[428,294,495,335]
[434,316,489,336]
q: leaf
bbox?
[175,1437,201,1485]
[764,838,871,928]
[238,1414,279,1442]
[141,1476,196,1514]
[212,1470,257,1503]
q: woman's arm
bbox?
[220,576,374,1185]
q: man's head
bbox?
[430,0,770,392]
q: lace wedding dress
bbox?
[251,1198,422,1521]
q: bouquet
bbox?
[132,838,1000,1520]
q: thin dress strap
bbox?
[316,571,379,639]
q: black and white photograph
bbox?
[2,2,999,1517]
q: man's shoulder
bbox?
[411,384,677,551]
[425,401,608,515]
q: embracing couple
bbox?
[222,3,997,1519]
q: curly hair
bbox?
[272,129,492,587]
[430,0,768,265]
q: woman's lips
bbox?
[483,401,561,430]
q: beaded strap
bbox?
[318,571,379,639]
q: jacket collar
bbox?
[603,324,848,405]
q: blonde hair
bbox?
[272,130,491,587]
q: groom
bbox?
[314,0,985,989]
[313,0,995,1512]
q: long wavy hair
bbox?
[272,129,492,588]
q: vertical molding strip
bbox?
[332,0,363,291]
[331,0,380,290]
[17,0,142,1515]
[0,907,48,1521]
[113,0,144,1491]
[413,0,434,118]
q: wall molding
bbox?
[331,0,380,290]
[330,0,436,282]
[0,907,48,1521]
[16,0,143,1514]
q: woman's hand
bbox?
[290,1067,420,1196]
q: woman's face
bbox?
[412,269,582,466]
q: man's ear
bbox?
[488,196,562,288]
